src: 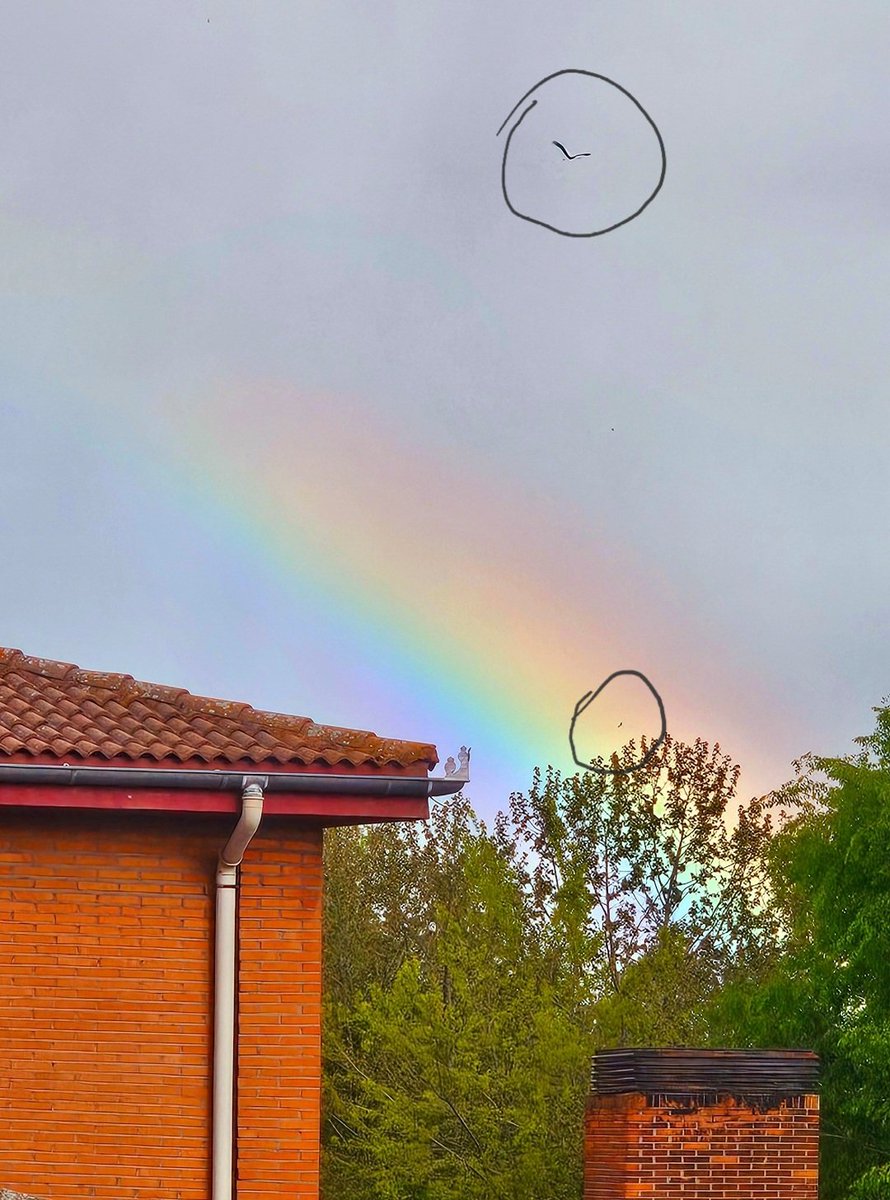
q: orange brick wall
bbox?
[236,822,324,1200]
[0,807,326,1200]
[584,1092,819,1199]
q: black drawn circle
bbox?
[569,670,667,776]
[497,69,666,238]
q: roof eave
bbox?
[0,762,469,824]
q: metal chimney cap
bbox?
[589,1047,820,1097]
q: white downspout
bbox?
[212,781,264,1200]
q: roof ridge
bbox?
[241,706,314,734]
[4,651,345,732]
[73,668,136,691]
[302,720,379,741]
[0,647,23,673]
[175,692,252,720]
[3,650,78,680]
[70,670,254,721]
[0,646,439,768]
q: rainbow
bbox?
[131,377,744,807]
[2,203,793,811]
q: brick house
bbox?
[0,647,467,1200]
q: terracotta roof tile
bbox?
[0,648,437,770]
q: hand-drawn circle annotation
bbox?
[569,670,667,776]
[497,70,666,238]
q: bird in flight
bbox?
[553,141,590,160]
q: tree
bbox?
[321,732,781,1197]
[322,796,591,1199]
[706,702,890,1199]
[495,732,778,1040]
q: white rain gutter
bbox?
[212,780,265,1200]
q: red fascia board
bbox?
[0,784,429,824]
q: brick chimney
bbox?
[583,1048,819,1199]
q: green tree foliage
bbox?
[322,797,590,1199]
[496,732,778,1038]
[322,732,775,1198]
[707,703,890,1199]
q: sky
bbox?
[1,1,888,823]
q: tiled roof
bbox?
[0,648,437,770]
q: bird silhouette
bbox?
[553,141,590,160]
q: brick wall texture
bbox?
[583,1091,820,1199]
[236,822,324,1197]
[0,808,324,1200]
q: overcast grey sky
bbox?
[1,1,888,816]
